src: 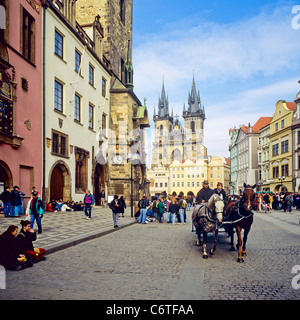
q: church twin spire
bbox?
[153,74,205,122]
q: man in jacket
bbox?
[0,186,13,217]
[27,191,43,234]
[137,195,149,224]
[196,180,214,204]
[109,195,121,228]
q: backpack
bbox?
[181,199,187,209]
[85,195,92,204]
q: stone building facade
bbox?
[76,0,150,204]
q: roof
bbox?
[286,102,296,111]
[252,117,272,133]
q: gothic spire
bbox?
[125,30,134,91]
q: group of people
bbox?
[0,220,46,271]
[0,186,27,217]
[135,181,227,225]
[253,192,299,213]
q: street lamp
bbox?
[278,176,285,192]
[128,153,140,218]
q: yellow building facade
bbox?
[207,156,231,193]
[169,159,208,196]
[269,100,296,192]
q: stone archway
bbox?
[0,160,13,192]
[49,161,71,202]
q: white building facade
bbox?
[43,1,111,203]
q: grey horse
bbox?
[192,193,224,259]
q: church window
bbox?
[120,0,126,24]
[191,121,195,133]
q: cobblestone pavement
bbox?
[0,209,300,300]
[0,206,135,253]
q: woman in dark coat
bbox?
[119,196,126,217]
[16,220,46,263]
[0,225,31,271]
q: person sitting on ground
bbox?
[0,225,33,271]
[61,202,74,212]
[16,220,46,263]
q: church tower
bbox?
[183,75,207,160]
[76,0,133,84]
[151,81,174,168]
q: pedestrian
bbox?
[119,196,126,217]
[16,220,46,263]
[0,225,32,271]
[83,189,95,220]
[286,193,293,213]
[169,197,179,225]
[11,186,23,217]
[109,195,121,228]
[27,190,43,234]
[100,190,105,206]
[157,197,165,223]
[0,186,13,217]
[177,196,186,224]
[137,194,149,224]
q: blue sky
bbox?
[131,0,300,166]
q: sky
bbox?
[131,0,300,167]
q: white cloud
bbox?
[133,3,300,164]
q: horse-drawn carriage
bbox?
[192,183,256,263]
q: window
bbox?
[74,94,80,122]
[89,64,94,86]
[102,113,107,132]
[281,140,288,154]
[272,143,279,157]
[75,147,89,192]
[190,121,195,133]
[75,50,81,73]
[21,7,35,63]
[88,104,94,129]
[120,0,125,24]
[52,130,68,157]
[54,80,63,112]
[275,123,278,131]
[281,119,285,128]
[54,30,63,58]
[273,166,279,179]
[282,164,289,177]
[298,131,300,144]
[102,78,107,97]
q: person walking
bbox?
[138,195,149,224]
[27,190,43,234]
[0,186,13,217]
[100,190,105,206]
[109,195,121,228]
[83,189,95,220]
[169,197,179,225]
[119,196,126,217]
[157,197,165,223]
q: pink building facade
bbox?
[0,0,42,202]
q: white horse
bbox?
[192,193,224,259]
